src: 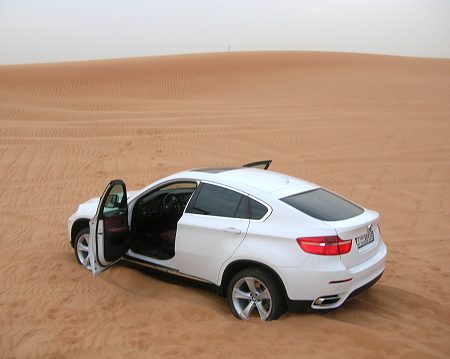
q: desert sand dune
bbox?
[0,52,449,358]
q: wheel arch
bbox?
[219,260,288,301]
[70,218,90,248]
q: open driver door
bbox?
[88,180,131,275]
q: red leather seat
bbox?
[159,229,176,251]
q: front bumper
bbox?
[68,216,75,244]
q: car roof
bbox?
[171,167,319,199]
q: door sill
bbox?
[127,249,175,267]
[122,254,212,284]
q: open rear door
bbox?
[88,180,130,275]
[243,160,272,170]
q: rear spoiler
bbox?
[242,160,272,170]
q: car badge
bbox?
[368,224,373,233]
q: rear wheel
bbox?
[74,227,91,270]
[227,267,286,320]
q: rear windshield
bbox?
[281,188,364,221]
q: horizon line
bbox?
[1,49,449,67]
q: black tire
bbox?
[227,267,286,321]
[74,227,90,268]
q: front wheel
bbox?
[74,227,91,270]
[227,268,286,320]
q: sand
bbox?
[0,51,449,358]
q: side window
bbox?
[160,182,197,191]
[235,196,249,219]
[103,184,125,215]
[136,181,197,213]
[249,198,268,220]
[187,183,246,218]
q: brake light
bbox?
[296,236,352,255]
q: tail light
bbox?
[296,236,352,255]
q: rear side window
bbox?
[187,183,245,218]
[281,188,364,221]
[249,198,268,220]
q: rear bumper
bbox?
[287,271,383,312]
[346,271,383,301]
[279,241,387,310]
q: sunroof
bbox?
[190,167,237,174]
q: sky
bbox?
[0,0,449,65]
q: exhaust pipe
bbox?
[314,295,340,306]
[314,297,326,305]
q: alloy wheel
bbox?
[231,276,272,320]
[76,233,91,270]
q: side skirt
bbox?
[122,255,213,285]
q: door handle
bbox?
[223,227,241,234]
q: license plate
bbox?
[355,230,375,249]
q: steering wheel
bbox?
[162,193,183,218]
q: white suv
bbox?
[68,161,387,320]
